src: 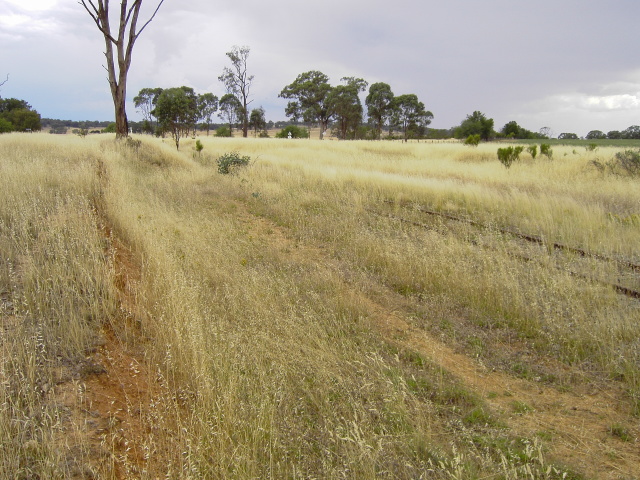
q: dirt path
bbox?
[50,228,158,479]
[237,203,640,480]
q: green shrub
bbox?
[217,151,251,174]
[540,143,553,159]
[49,125,67,135]
[527,144,537,159]
[215,125,232,137]
[614,149,640,176]
[0,117,13,133]
[195,139,204,156]
[276,125,309,139]
[464,134,481,147]
[497,146,524,168]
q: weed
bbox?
[609,423,632,442]
[511,400,533,415]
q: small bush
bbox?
[276,125,309,139]
[497,146,524,168]
[614,149,640,176]
[540,143,553,159]
[217,151,251,174]
[464,134,481,147]
[215,125,232,137]
[593,149,640,177]
[527,144,537,159]
[0,118,13,133]
[195,139,204,156]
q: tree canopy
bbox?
[366,82,394,140]
[218,46,253,138]
[279,71,333,139]
[218,93,243,134]
[392,94,433,142]
[326,77,368,139]
[153,86,197,149]
[0,97,41,132]
[456,111,494,141]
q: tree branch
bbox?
[135,0,165,39]
[78,0,118,44]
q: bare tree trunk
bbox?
[80,0,164,139]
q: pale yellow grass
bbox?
[2,132,639,478]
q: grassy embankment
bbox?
[1,133,639,478]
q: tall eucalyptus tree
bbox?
[79,0,165,138]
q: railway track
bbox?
[372,201,640,300]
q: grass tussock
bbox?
[2,133,637,478]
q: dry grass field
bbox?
[1,132,639,479]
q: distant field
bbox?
[1,133,639,479]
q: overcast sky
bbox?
[1,0,639,136]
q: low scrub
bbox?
[497,146,524,168]
[216,151,251,174]
[592,149,640,177]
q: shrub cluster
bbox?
[592,149,640,177]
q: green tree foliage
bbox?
[365,82,394,140]
[622,125,640,139]
[500,121,538,139]
[279,71,333,139]
[197,93,219,136]
[275,125,309,139]
[0,117,12,133]
[540,144,553,158]
[218,93,243,134]
[391,94,433,142]
[133,87,163,128]
[502,121,520,138]
[558,132,579,140]
[153,86,198,150]
[527,145,538,159]
[249,107,267,137]
[456,111,494,141]
[586,130,606,140]
[218,46,253,138]
[326,77,368,140]
[0,97,41,132]
[607,130,622,139]
[215,125,232,137]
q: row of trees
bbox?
[279,71,433,141]
[133,85,267,149]
[455,115,640,142]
